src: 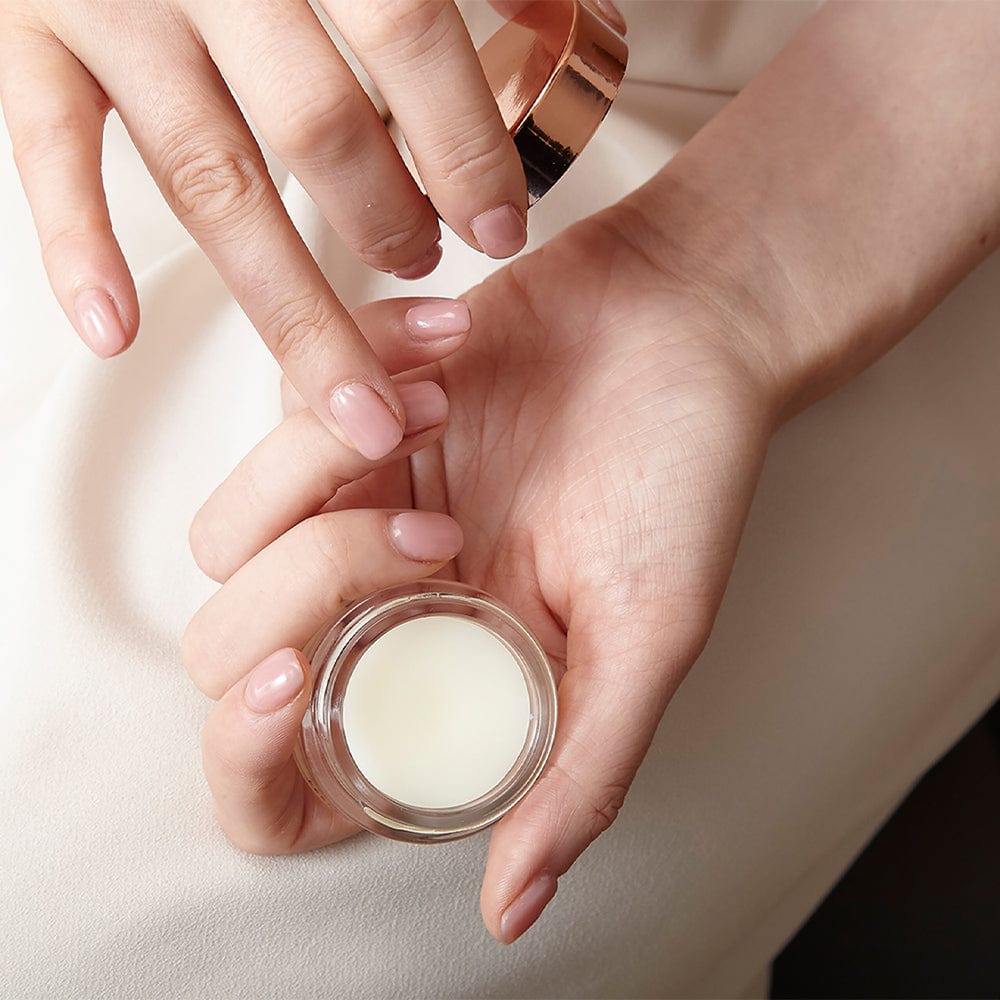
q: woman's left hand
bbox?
[184,190,785,942]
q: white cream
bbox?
[342,615,531,809]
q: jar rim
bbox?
[295,581,558,843]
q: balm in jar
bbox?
[295,581,558,842]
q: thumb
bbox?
[201,648,358,854]
[480,588,708,943]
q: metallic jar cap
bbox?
[479,0,628,205]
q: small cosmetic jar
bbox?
[295,580,558,843]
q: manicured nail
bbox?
[245,649,304,714]
[499,873,558,944]
[393,242,443,280]
[388,511,463,562]
[329,382,404,461]
[405,299,471,341]
[398,381,449,434]
[470,204,527,259]
[74,288,127,359]
[594,0,627,34]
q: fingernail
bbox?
[245,649,304,714]
[499,873,558,944]
[470,204,527,259]
[74,288,127,358]
[405,299,471,341]
[594,0,627,33]
[388,511,463,562]
[393,242,443,280]
[329,382,404,461]
[398,381,449,434]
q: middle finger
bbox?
[194,0,444,278]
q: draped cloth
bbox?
[1,3,997,996]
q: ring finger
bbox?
[183,507,464,698]
[193,0,444,279]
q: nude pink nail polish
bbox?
[393,242,443,280]
[405,300,471,341]
[74,288,127,358]
[499,873,558,944]
[388,511,464,562]
[329,383,404,461]
[245,649,304,714]
[398,381,449,434]
[470,204,527,259]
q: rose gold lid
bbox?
[479,0,628,205]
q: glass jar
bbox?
[294,580,558,843]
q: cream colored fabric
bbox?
[2,3,998,997]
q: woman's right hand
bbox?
[0,0,530,460]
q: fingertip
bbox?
[392,241,443,281]
[329,381,405,461]
[469,204,527,260]
[486,872,558,944]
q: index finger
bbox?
[85,34,406,459]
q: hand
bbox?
[183,193,783,942]
[0,0,527,459]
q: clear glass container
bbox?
[294,580,558,843]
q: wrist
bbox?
[613,1,1000,427]
[611,170,824,425]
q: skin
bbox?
[186,206,774,944]
[143,0,1000,946]
[0,0,529,459]
[0,0,960,942]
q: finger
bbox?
[195,294,467,579]
[280,374,308,417]
[480,590,709,943]
[202,648,358,854]
[183,508,464,698]
[196,0,443,279]
[352,295,472,376]
[70,22,405,459]
[330,0,528,258]
[282,294,468,416]
[191,379,448,583]
[0,28,138,358]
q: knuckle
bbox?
[305,515,356,594]
[160,138,267,229]
[353,198,434,267]
[272,84,368,165]
[181,612,227,700]
[265,295,338,366]
[37,213,108,264]
[432,119,514,188]
[188,509,229,584]
[10,112,76,165]
[352,0,449,57]
[587,781,629,840]
[549,762,629,845]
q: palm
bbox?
[189,204,782,939]
[407,210,773,680]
